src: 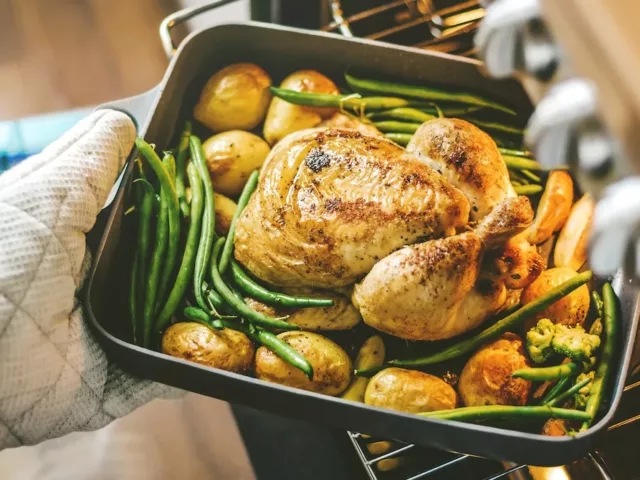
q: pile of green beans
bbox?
[128,138,336,376]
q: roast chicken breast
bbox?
[407,118,514,220]
[234,128,470,288]
[352,196,534,340]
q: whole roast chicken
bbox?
[234,128,470,288]
[234,120,534,340]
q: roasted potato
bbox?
[528,171,574,244]
[494,230,544,289]
[364,368,458,413]
[162,322,254,373]
[554,193,594,271]
[522,267,590,330]
[263,70,340,145]
[194,63,272,132]
[341,335,386,403]
[458,333,532,407]
[255,331,352,395]
[245,289,361,331]
[214,192,238,237]
[202,130,270,197]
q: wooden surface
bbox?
[0,0,179,121]
[540,0,640,168]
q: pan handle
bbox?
[159,0,241,58]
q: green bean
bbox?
[345,72,517,116]
[367,107,436,123]
[253,326,314,379]
[270,87,411,111]
[545,376,593,407]
[135,139,181,308]
[384,133,413,147]
[540,377,571,405]
[502,155,543,172]
[211,237,299,331]
[464,118,524,136]
[230,259,334,308]
[356,270,593,375]
[190,135,216,312]
[513,358,595,381]
[582,283,619,430]
[135,180,154,346]
[592,290,604,318]
[142,156,172,347]
[176,121,192,218]
[423,104,483,117]
[429,102,444,118]
[156,163,204,332]
[129,250,140,344]
[498,148,533,158]
[218,170,259,275]
[373,121,420,134]
[183,306,224,329]
[418,405,590,423]
[514,184,543,196]
[520,169,541,184]
[184,307,313,379]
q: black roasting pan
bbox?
[85,20,640,466]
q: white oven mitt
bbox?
[0,109,180,450]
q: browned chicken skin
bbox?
[234,128,470,288]
[407,118,514,220]
[352,197,534,340]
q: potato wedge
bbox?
[554,193,594,271]
[194,63,272,132]
[528,171,574,244]
[365,368,458,413]
[341,335,386,403]
[162,322,254,373]
[263,70,339,145]
[255,331,352,395]
[203,130,270,197]
[214,192,237,237]
[521,267,590,330]
[458,333,532,406]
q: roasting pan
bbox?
[85,19,640,466]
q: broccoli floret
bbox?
[526,318,556,364]
[574,371,595,409]
[551,324,601,362]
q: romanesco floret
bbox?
[574,371,595,409]
[526,318,556,364]
[551,324,601,362]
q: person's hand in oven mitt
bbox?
[0,109,180,449]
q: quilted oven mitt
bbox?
[0,110,179,450]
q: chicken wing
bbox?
[352,196,534,340]
[234,128,470,288]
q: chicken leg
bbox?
[352,196,534,341]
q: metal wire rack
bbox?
[322,0,484,57]
[347,378,640,480]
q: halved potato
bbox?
[341,335,385,403]
[364,368,458,413]
[528,171,574,244]
[162,322,254,373]
[458,333,531,407]
[203,130,270,197]
[554,193,594,271]
[521,267,590,330]
[194,63,272,132]
[255,331,352,396]
[263,70,340,145]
